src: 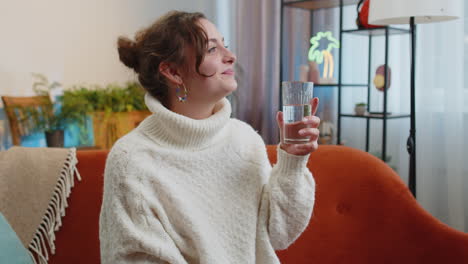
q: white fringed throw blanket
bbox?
[0,147,81,264]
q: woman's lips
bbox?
[222,69,235,76]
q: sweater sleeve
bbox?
[99,146,188,264]
[260,145,316,250]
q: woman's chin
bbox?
[229,82,238,92]
[214,84,237,100]
[226,79,238,91]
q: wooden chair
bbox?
[1,96,52,146]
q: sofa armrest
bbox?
[268,145,468,264]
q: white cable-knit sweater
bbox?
[99,94,316,264]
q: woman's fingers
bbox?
[292,141,319,155]
[302,116,321,128]
[276,111,284,142]
[276,111,284,128]
[311,97,320,116]
[298,127,320,141]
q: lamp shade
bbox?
[369,0,461,25]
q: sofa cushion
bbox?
[0,212,34,264]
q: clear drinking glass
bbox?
[282,81,314,144]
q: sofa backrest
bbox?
[48,149,106,264]
[49,145,468,264]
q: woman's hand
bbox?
[276,97,320,156]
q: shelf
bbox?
[315,83,338,87]
[340,113,411,119]
[342,84,368,87]
[283,0,360,10]
[280,0,412,163]
[342,27,410,36]
[314,84,368,87]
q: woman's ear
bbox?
[159,61,183,85]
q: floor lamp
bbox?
[368,0,461,198]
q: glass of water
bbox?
[282,81,314,144]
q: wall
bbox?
[0,0,217,100]
[0,0,218,148]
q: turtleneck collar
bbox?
[138,93,232,150]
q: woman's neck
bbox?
[169,100,216,120]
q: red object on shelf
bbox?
[357,0,384,29]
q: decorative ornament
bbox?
[308,31,340,83]
[373,65,391,92]
[356,0,385,29]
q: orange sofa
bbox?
[48,145,468,264]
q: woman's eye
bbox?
[208,47,217,53]
[224,45,229,49]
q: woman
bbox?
[99,10,321,264]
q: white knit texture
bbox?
[99,95,315,264]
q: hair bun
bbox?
[117,37,139,71]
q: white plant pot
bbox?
[355,106,367,116]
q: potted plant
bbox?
[62,82,150,149]
[31,73,61,96]
[354,102,367,116]
[21,98,77,147]
[15,74,80,147]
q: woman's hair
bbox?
[117,11,208,105]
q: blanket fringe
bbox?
[27,148,81,264]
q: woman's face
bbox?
[181,19,237,104]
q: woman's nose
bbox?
[223,48,236,64]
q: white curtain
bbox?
[229,0,281,144]
[416,3,467,231]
